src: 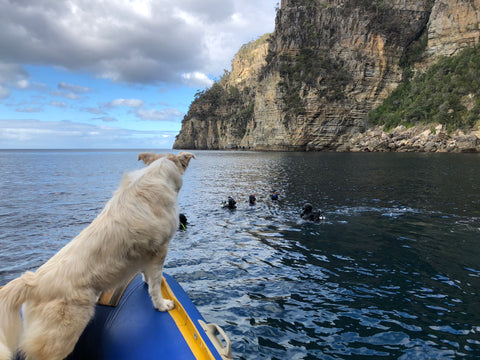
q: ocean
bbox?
[0,149,479,359]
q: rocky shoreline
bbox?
[341,125,480,153]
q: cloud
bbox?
[95,116,117,122]
[101,99,183,122]
[0,85,10,99]
[13,79,48,92]
[16,107,42,113]
[181,72,214,88]
[0,0,276,86]
[0,119,176,149]
[51,90,81,100]
[16,79,30,89]
[58,82,91,94]
[0,63,28,84]
[50,101,67,108]
[45,81,92,100]
[85,106,106,115]
[0,1,276,149]
[109,98,144,108]
[136,108,184,121]
[179,0,235,23]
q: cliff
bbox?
[174,0,480,152]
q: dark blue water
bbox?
[1,150,479,359]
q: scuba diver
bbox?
[222,196,237,210]
[301,203,325,222]
[249,194,256,206]
[179,213,188,231]
[271,191,279,201]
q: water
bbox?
[1,150,479,359]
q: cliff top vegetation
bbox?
[369,46,480,133]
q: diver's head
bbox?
[179,213,187,225]
[302,203,313,213]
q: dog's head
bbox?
[137,152,161,166]
[138,152,196,174]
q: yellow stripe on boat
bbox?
[162,276,217,360]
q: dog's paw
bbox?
[155,299,175,312]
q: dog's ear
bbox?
[177,152,196,171]
[138,152,165,166]
[138,152,153,165]
[169,152,195,173]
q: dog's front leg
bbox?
[143,257,174,311]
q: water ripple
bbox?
[1,150,480,358]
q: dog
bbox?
[0,152,195,360]
[138,152,167,165]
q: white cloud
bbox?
[129,0,153,18]
[50,101,67,108]
[104,99,184,122]
[58,82,91,94]
[110,98,144,108]
[16,107,42,113]
[0,121,82,142]
[136,108,184,121]
[13,79,48,92]
[16,79,30,89]
[95,116,117,122]
[0,119,176,149]
[85,107,106,115]
[181,72,214,88]
[51,90,81,100]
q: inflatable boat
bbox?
[65,273,232,360]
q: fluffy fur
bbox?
[0,152,195,360]
[137,152,190,166]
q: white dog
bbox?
[0,152,195,360]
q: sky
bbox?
[0,0,277,149]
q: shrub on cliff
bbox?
[369,46,480,132]
[279,48,351,119]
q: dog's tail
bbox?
[0,272,34,360]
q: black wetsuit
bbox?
[301,203,323,222]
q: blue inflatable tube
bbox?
[65,273,231,360]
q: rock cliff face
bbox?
[174,0,480,152]
[426,0,480,59]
